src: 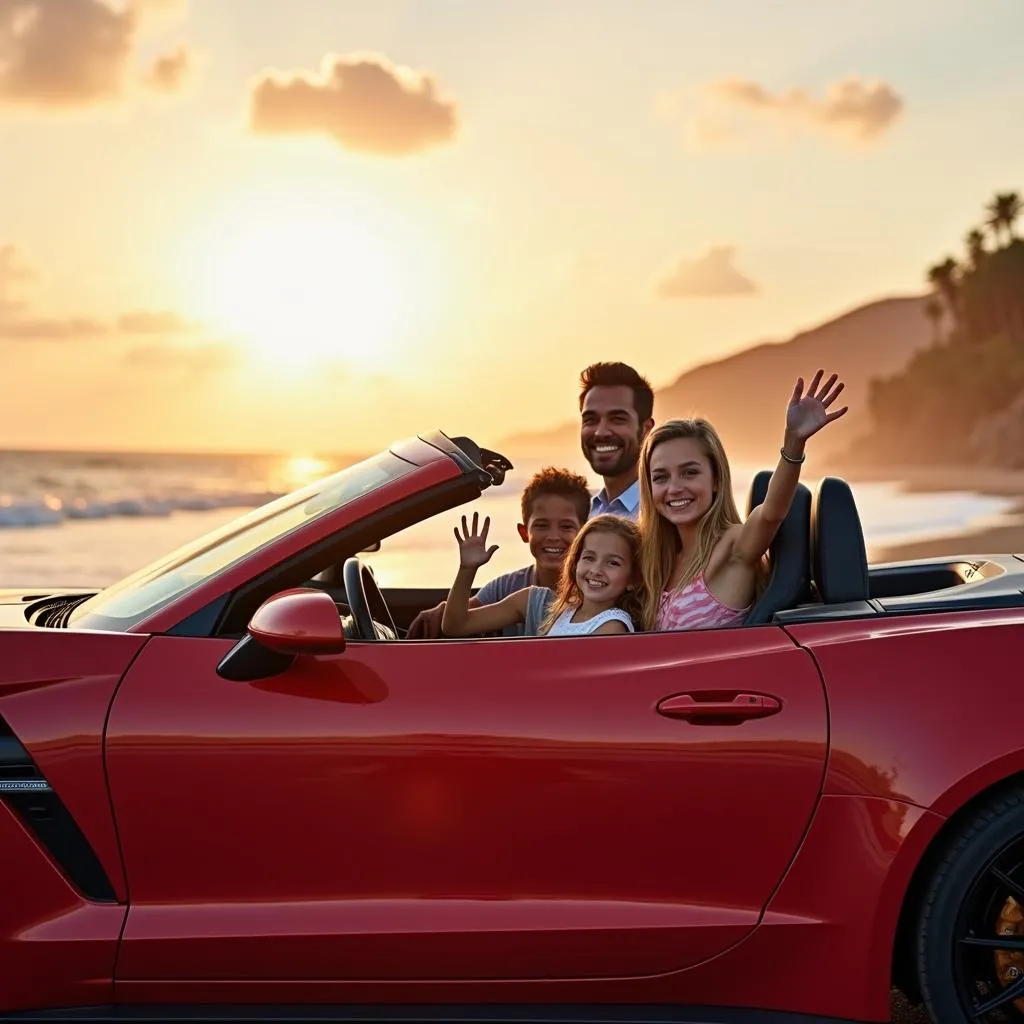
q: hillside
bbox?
[858,231,1024,468]
[500,295,932,464]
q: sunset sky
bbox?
[2,0,1023,454]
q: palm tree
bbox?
[985,191,1022,245]
[924,295,945,344]
[927,257,960,327]
[966,228,987,269]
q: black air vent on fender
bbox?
[0,717,117,902]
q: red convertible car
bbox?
[2,430,1024,1024]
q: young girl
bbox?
[639,369,847,632]
[441,513,645,637]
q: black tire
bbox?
[917,787,1024,1024]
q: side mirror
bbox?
[249,587,346,656]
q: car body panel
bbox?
[0,628,147,902]
[0,801,125,1014]
[108,796,927,1022]
[0,630,142,1015]
[674,794,945,1023]
[786,608,1024,814]
[106,626,827,986]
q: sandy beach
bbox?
[839,464,1024,563]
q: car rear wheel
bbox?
[917,787,1024,1024]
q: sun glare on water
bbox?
[279,454,332,490]
[191,196,431,373]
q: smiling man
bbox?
[579,362,656,521]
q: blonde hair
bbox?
[538,514,646,634]
[638,418,759,630]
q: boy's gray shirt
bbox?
[475,566,553,636]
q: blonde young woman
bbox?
[638,369,847,632]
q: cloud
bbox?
[142,43,191,93]
[656,246,758,299]
[0,245,203,341]
[123,340,238,374]
[694,76,904,146]
[0,315,108,339]
[1,308,198,341]
[0,310,196,342]
[0,0,192,109]
[248,51,458,156]
[116,310,197,333]
[686,116,738,151]
[135,0,185,17]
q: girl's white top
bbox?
[545,607,635,636]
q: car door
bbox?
[105,623,827,992]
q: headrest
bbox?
[746,469,770,515]
[743,469,812,625]
[811,476,869,604]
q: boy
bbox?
[406,466,591,638]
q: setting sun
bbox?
[189,193,431,372]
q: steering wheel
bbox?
[342,557,398,641]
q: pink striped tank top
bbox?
[656,572,750,631]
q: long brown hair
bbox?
[637,419,747,630]
[539,514,646,634]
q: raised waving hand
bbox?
[785,369,848,445]
[454,512,499,570]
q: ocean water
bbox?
[0,449,1016,591]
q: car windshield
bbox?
[69,450,417,631]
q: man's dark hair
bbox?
[521,467,591,525]
[578,361,654,424]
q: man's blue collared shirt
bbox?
[589,479,640,521]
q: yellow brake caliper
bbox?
[996,896,1024,1006]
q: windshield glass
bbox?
[69,450,417,630]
